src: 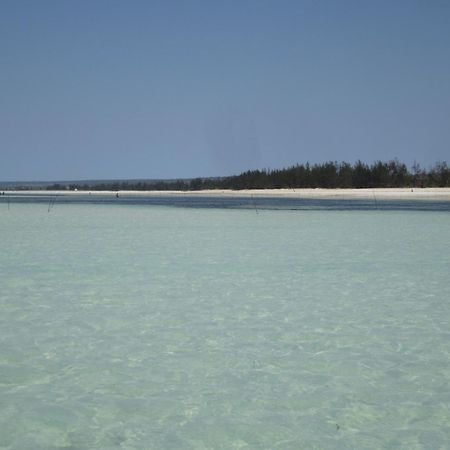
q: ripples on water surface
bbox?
[1,199,450,449]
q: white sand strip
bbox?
[5,188,450,200]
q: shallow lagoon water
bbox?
[1,202,450,449]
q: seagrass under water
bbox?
[1,203,450,449]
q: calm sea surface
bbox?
[1,198,450,449]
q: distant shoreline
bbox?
[5,188,450,201]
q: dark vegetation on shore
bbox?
[5,160,450,191]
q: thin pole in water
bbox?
[251,194,259,215]
[48,195,57,213]
[372,189,378,209]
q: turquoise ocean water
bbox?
[1,200,450,449]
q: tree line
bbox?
[44,159,449,191]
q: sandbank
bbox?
[6,187,450,201]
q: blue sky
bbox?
[1,0,449,181]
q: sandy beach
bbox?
[5,187,450,201]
